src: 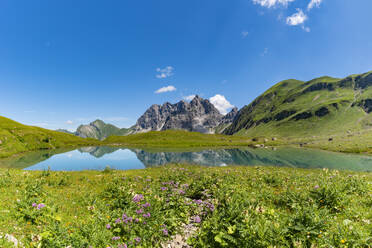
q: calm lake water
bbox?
[1,146,372,172]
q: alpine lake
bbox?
[1,146,372,172]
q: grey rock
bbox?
[133,95,235,134]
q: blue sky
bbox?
[1,0,372,130]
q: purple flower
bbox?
[142,202,151,208]
[112,236,120,241]
[122,213,127,220]
[194,199,203,205]
[118,244,127,248]
[134,237,141,243]
[37,203,46,210]
[106,224,111,229]
[161,187,168,191]
[32,203,37,208]
[135,218,139,223]
[115,218,122,224]
[136,209,144,214]
[179,190,185,195]
[314,185,320,189]
[132,194,144,203]
[143,212,151,218]
[193,216,201,223]
[162,228,169,236]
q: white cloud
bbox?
[286,9,307,26]
[209,94,234,115]
[156,66,174,79]
[155,85,177,94]
[253,0,295,8]
[66,120,73,125]
[183,95,196,101]
[241,31,249,38]
[308,0,322,10]
[261,47,269,56]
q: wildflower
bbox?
[314,185,320,189]
[136,209,144,214]
[134,237,141,243]
[341,240,346,244]
[161,187,168,191]
[162,228,169,236]
[143,212,151,218]
[193,216,201,223]
[112,236,120,241]
[115,218,121,224]
[142,202,151,208]
[132,194,144,203]
[32,203,37,208]
[106,224,111,229]
[179,190,185,195]
[37,203,46,210]
[122,213,127,220]
[118,244,127,248]
[135,218,139,223]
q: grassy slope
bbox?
[0,165,370,247]
[0,116,98,158]
[103,130,269,148]
[224,71,372,152]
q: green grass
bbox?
[0,165,370,247]
[103,130,268,148]
[0,116,99,158]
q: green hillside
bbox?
[0,116,98,158]
[75,119,131,140]
[224,71,372,152]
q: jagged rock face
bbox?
[221,107,238,124]
[133,95,234,134]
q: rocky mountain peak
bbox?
[133,96,235,134]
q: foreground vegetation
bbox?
[0,165,371,247]
[0,116,98,158]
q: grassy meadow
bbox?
[0,116,98,159]
[0,165,371,247]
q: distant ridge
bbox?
[75,119,131,140]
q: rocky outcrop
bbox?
[133,96,236,134]
[220,107,238,124]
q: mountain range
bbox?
[2,69,372,157]
[69,96,238,139]
[56,70,372,142]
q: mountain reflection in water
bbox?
[0,146,371,172]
